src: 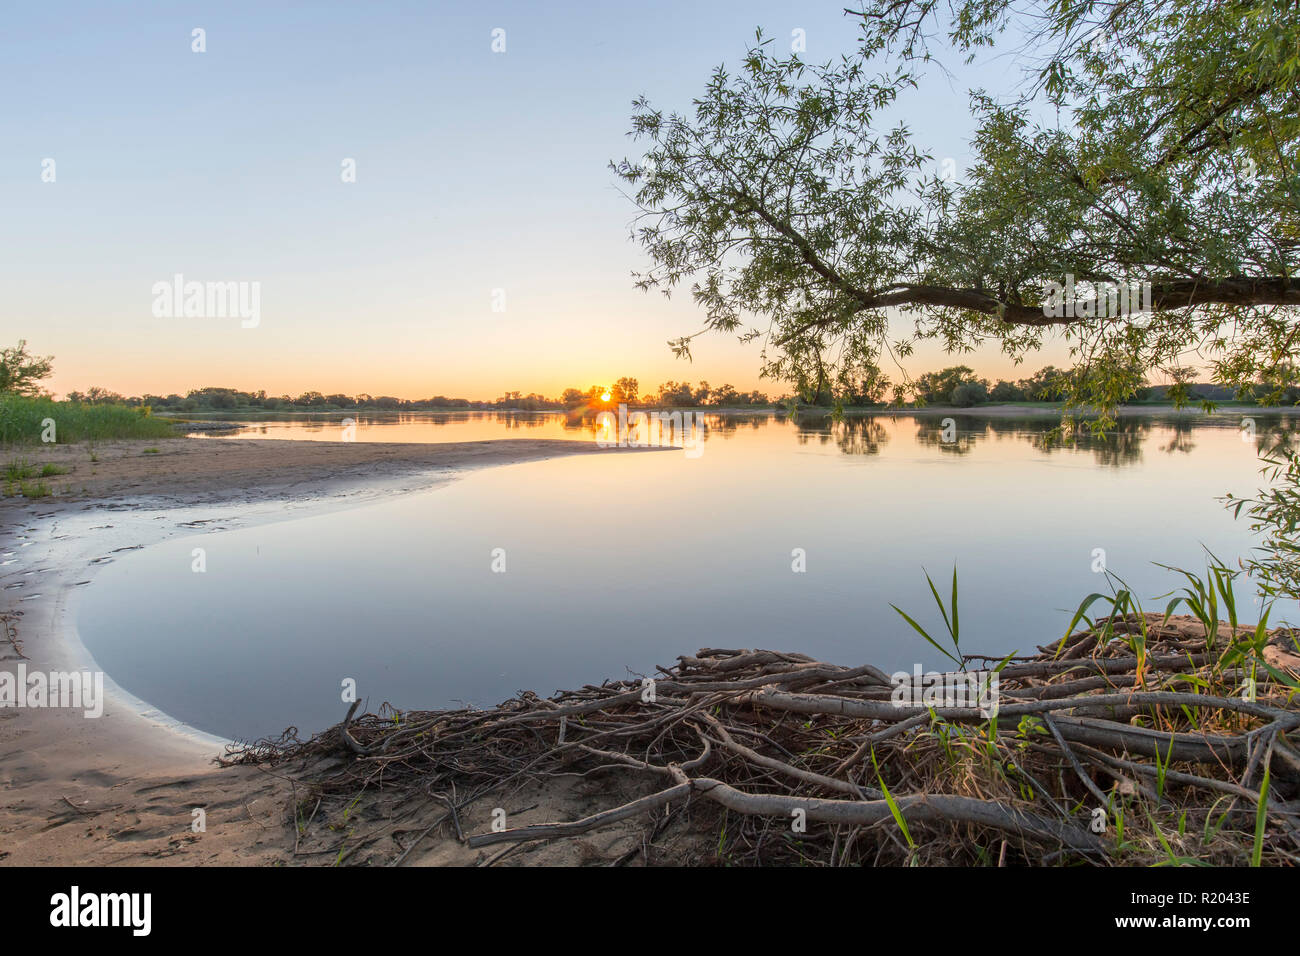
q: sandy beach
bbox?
[0,437,658,866]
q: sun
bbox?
[600,390,611,402]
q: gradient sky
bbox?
[2,0,1077,401]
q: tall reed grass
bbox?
[0,395,176,444]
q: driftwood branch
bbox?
[228,613,1300,866]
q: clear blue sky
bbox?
[1,0,1066,399]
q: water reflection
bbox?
[191,409,1300,471]
[1158,419,1197,456]
[1259,416,1300,457]
[86,410,1299,741]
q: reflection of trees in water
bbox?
[776,413,890,454]
[559,410,589,435]
[1082,423,1147,467]
[788,412,836,448]
[1045,415,1295,466]
[899,414,1156,467]
[391,411,472,427]
[491,411,548,430]
[1022,419,1150,468]
[1158,418,1196,455]
[480,408,1300,465]
[913,419,981,455]
[833,418,890,455]
[1252,416,1300,457]
[695,413,767,437]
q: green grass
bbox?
[4,459,69,492]
[0,395,176,444]
[4,459,36,481]
[20,479,51,498]
[2,478,51,498]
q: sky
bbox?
[1,0,1077,401]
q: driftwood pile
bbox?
[227,613,1300,865]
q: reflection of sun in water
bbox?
[601,390,611,402]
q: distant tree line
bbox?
[64,387,479,412]
[903,365,1272,408]
[911,366,1073,407]
[49,365,1299,412]
[61,379,774,412]
[554,378,771,409]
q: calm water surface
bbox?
[186,410,587,443]
[81,411,1300,741]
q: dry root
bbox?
[226,614,1300,866]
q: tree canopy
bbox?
[615,0,1300,424]
[0,340,54,397]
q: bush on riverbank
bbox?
[0,395,177,444]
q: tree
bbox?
[614,1,1300,426]
[189,387,238,409]
[1161,366,1201,406]
[710,383,740,405]
[837,366,891,405]
[950,381,988,407]
[612,377,639,404]
[1256,363,1300,404]
[84,386,126,405]
[989,380,1025,403]
[0,340,54,396]
[656,381,696,406]
[914,366,986,404]
[1018,366,1069,402]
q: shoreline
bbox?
[158,403,1300,423]
[0,437,649,865]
